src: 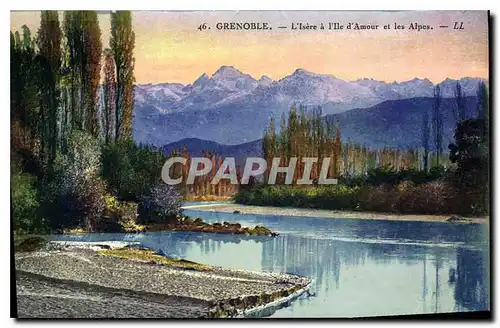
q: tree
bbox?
[81,11,102,136]
[12,170,44,233]
[63,11,83,129]
[47,131,107,230]
[421,107,430,172]
[110,11,135,141]
[11,26,40,155]
[454,82,466,122]
[432,85,443,167]
[476,81,489,120]
[101,140,166,201]
[262,117,276,180]
[37,11,62,171]
[448,118,488,214]
[102,48,116,144]
[62,11,102,136]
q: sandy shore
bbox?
[183,203,488,224]
[15,241,310,318]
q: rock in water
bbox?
[446,215,468,222]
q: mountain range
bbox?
[132,65,486,148]
[158,96,479,159]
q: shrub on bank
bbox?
[99,195,139,232]
[139,183,183,224]
[11,169,46,234]
[43,131,107,231]
[235,184,360,210]
[101,140,166,202]
[234,180,484,216]
[340,165,447,187]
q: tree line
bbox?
[261,105,449,181]
[11,10,135,175]
[10,11,170,234]
[244,81,489,215]
[422,81,489,170]
[260,80,489,182]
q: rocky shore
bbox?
[14,241,310,318]
[143,217,279,236]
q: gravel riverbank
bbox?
[183,203,488,224]
[14,241,310,318]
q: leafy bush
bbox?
[43,131,107,231]
[357,184,397,212]
[101,140,166,201]
[11,170,45,233]
[101,194,139,231]
[235,184,360,210]
[448,118,489,214]
[139,183,183,224]
[360,181,454,214]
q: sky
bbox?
[10,11,489,85]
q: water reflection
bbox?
[51,211,489,317]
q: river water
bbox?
[52,204,490,318]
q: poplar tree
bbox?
[37,10,62,170]
[81,11,102,136]
[102,48,116,144]
[432,85,443,167]
[476,81,489,120]
[11,26,39,153]
[454,82,466,123]
[110,11,135,141]
[421,107,430,172]
[63,11,83,129]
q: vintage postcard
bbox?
[11,10,490,319]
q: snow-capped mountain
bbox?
[133,66,486,146]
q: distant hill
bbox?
[159,138,262,167]
[158,96,481,160]
[325,96,480,149]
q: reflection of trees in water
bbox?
[261,234,490,314]
[453,248,489,311]
[260,235,437,295]
[137,230,489,313]
[139,231,270,258]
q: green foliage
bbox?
[102,194,138,231]
[101,140,166,201]
[448,118,489,214]
[43,131,107,230]
[476,81,489,120]
[11,27,41,159]
[11,10,140,233]
[234,180,473,215]
[110,11,135,140]
[359,181,455,214]
[62,10,102,136]
[235,184,360,210]
[37,11,62,170]
[15,236,48,252]
[432,85,443,166]
[11,170,46,234]
[339,165,445,187]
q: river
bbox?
[51,203,490,318]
